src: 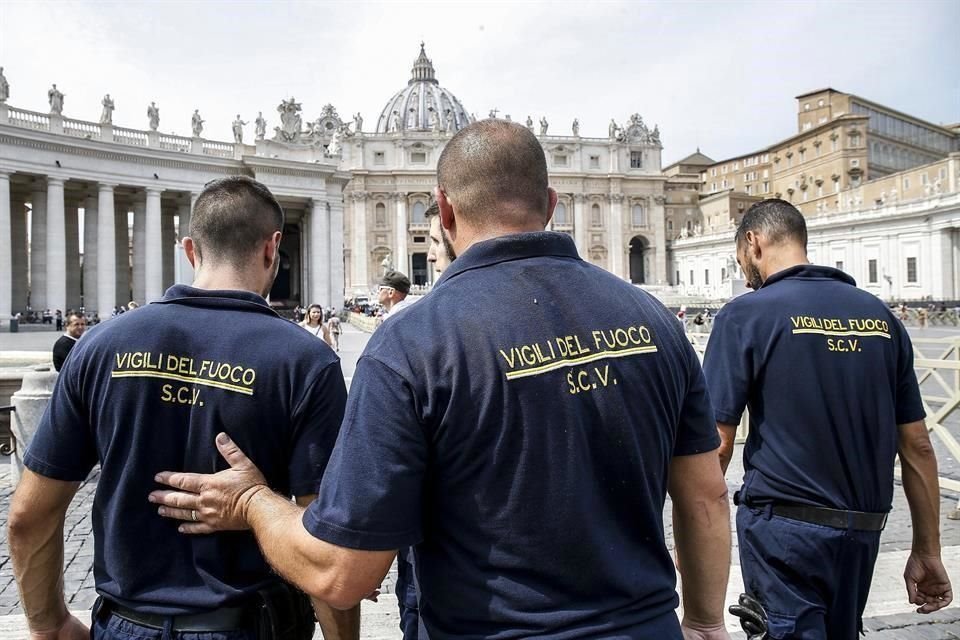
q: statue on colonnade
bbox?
[48,84,64,114]
[0,67,9,103]
[232,115,248,143]
[276,97,303,142]
[255,112,267,140]
[147,102,160,130]
[191,109,204,137]
[525,115,533,131]
[100,94,115,125]
[353,112,363,134]
[572,118,579,136]
[539,117,549,136]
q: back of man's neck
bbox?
[192,269,264,297]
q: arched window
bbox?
[554,202,568,226]
[375,202,386,228]
[631,204,645,227]
[591,203,602,227]
[412,201,426,224]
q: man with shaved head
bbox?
[152,121,732,639]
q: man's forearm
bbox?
[899,426,942,554]
[245,488,342,602]
[717,423,738,475]
[9,514,69,631]
[315,602,360,640]
[673,490,731,626]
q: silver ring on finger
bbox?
[191,509,198,522]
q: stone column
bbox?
[329,198,345,308]
[65,203,81,309]
[0,172,10,320]
[45,177,67,313]
[395,193,408,275]
[11,196,29,312]
[351,193,368,290]
[145,188,164,302]
[573,194,587,257]
[310,198,330,308]
[82,193,98,310]
[131,195,147,303]
[11,369,59,485]
[175,197,194,285]
[161,207,175,291]
[96,184,117,315]
[115,201,131,304]
[609,194,624,279]
[652,195,667,284]
[30,185,47,310]
[300,209,311,307]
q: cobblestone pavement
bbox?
[0,324,957,637]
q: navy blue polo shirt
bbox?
[305,232,719,639]
[703,265,924,513]
[24,285,346,615]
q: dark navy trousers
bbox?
[737,504,881,639]
[92,615,254,640]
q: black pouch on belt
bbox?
[256,581,315,640]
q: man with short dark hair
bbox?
[152,121,732,639]
[10,176,358,639]
[704,199,952,638]
[425,201,455,276]
[378,270,413,320]
[52,311,86,371]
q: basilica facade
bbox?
[0,45,669,318]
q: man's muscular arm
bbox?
[669,450,732,640]
[8,469,88,639]
[898,420,953,612]
[294,495,361,639]
[151,433,395,610]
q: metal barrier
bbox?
[909,338,960,518]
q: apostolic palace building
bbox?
[0,46,958,320]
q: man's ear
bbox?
[435,186,455,235]
[183,237,199,268]
[544,187,558,228]
[744,230,761,260]
[265,231,282,267]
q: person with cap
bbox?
[9,176,359,640]
[703,199,952,638]
[378,270,414,320]
[150,119,732,639]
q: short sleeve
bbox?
[702,308,752,426]
[674,339,720,456]
[288,361,348,497]
[23,355,98,481]
[302,356,426,550]
[894,324,925,425]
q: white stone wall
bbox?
[671,192,960,301]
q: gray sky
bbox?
[2,0,958,165]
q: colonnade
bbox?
[0,171,188,319]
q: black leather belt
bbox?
[772,503,888,531]
[107,601,248,632]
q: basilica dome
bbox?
[375,44,473,134]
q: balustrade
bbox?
[158,133,191,152]
[6,106,50,131]
[63,118,102,139]
[202,140,234,158]
[112,126,147,146]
